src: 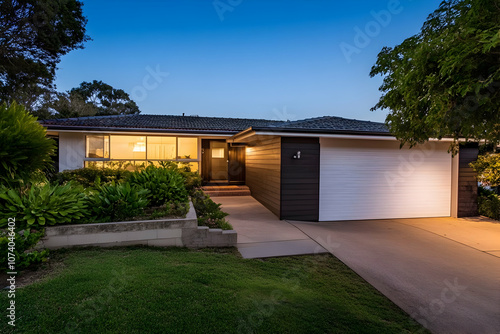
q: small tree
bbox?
[0,102,56,186]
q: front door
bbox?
[201,140,246,184]
[202,140,228,183]
[228,146,245,184]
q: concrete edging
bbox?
[39,201,237,249]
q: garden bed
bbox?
[38,201,237,249]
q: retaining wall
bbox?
[39,202,237,249]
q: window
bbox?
[147,137,176,160]
[86,135,109,158]
[178,137,198,159]
[212,148,225,158]
[110,136,146,160]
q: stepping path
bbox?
[215,196,328,258]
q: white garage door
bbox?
[319,138,452,221]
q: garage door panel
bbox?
[319,138,452,221]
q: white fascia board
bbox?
[241,131,457,142]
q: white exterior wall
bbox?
[58,132,85,171]
[319,138,452,221]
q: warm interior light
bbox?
[133,141,146,152]
[212,148,225,158]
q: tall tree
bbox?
[38,91,98,119]
[70,80,140,115]
[0,0,89,108]
[370,0,500,150]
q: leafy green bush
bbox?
[478,187,500,220]
[470,154,500,188]
[0,228,49,271]
[148,202,190,219]
[0,182,88,229]
[89,182,149,222]
[52,166,132,188]
[191,190,232,230]
[128,165,189,206]
[0,102,56,187]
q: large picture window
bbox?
[110,135,147,160]
[84,135,199,171]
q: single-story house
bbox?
[40,114,478,222]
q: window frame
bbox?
[84,134,200,168]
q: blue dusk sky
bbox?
[54,0,442,122]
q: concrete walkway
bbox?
[215,196,327,258]
[290,218,500,334]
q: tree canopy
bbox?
[0,0,89,109]
[70,80,140,116]
[370,0,500,149]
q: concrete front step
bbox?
[202,185,250,191]
[202,185,251,197]
[205,190,251,197]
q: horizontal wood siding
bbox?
[457,145,479,217]
[281,137,320,221]
[246,136,281,217]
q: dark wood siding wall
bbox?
[458,144,479,217]
[245,136,281,216]
[280,137,320,221]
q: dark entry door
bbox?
[201,139,228,183]
[228,146,245,184]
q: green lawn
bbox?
[0,247,427,334]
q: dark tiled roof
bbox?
[40,114,283,133]
[40,114,389,135]
[264,116,389,134]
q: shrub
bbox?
[149,201,190,219]
[191,190,232,230]
[128,165,189,206]
[0,182,88,230]
[155,161,202,194]
[52,166,132,188]
[470,154,500,188]
[478,187,500,220]
[89,182,149,222]
[0,102,56,187]
[0,228,49,271]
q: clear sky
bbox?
[54,0,442,122]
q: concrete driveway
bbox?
[290,217,500,334]
[217,195,500,333]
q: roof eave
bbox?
[250,126,392,136]
[42,124,239,135]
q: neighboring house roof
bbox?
[40,114,389,136]
[40,114,284,134]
